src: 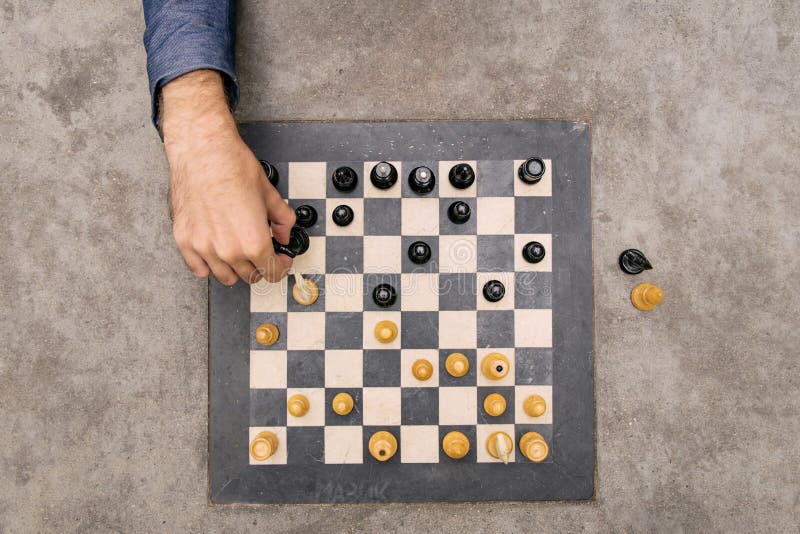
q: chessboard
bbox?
[209,120,593,504]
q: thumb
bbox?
[263,183,296,244]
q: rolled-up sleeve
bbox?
[142,0,238,129]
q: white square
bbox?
[286,388,325,426]
[250,350,287,388]
[293,236,326,275]
[326,198,364,237]
[439,235,477,273]
[364,161,402,198]
[249,426,287,465]
[477,197,515,235]
[363,311,401,350]
[250,278,288,312]
[513,158,552,197]
[363,387,401,426]
[514,385,553,424]
[476,424,516,463]
[400,425,440,463]
[476,272,515,310]
[514,309,552,348]
[438,160,477,198]
[439,311,477,348]
[514,234,552,272]
[288,162,327,199]
[364,236,402,273]
[324,426,363,464]
[476,348,515,386]
[325,273,363,312]
[401,349,439,387]
[401,198,439,235]
[401,273,439,311]
[287,312,326,350]
[324,350,363,387]
[438,386,477,425]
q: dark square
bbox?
[363,273,402,311]
[438,273,477,310]
[250,389,287,426]
[325,388,363,425]
[250,312,287,350]
[438,349,477,386]
[364,198,402,236]
[287,198,326,236]
[477,160,514,197]
[477,310,515,348]
[325,313,363,349]
[363,349,401,386]
[362,426,401,463]
[439,198,477,235]
[438,425,477,463]
[400,312,439,349]
[326,236,364,274]
[515,197,552,234]
[401,236,439,273]
[477,235,515,272]
[287,350,325,388]
[515,272,552,309]
[287,273,325,312]
[401,161,439,198]
[401,388,439,425]
[514,424,554,463]
[514,348,553,385]
[477,386,515,424]
[261,160,289,200]
[287,427,325,464]
[326,161,364,198]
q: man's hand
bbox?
[161,70,295,285]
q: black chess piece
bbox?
[332,166,358,192]
[272,226,309,258]
[260,160,279,187]
[408,166,436,195]
[408,241,432,264]
[370,161,398,189]
[447,201,471,224]
[332,204,354,226]
[372,283,397,307]
[482,280,505,302]
[518,157,545,184]
[522,241,546,263]
[294,204,318,228]
[619,249,653,275]
[449,163,475,189]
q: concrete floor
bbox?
[1,0,798,531]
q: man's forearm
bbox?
[161,70,236,147]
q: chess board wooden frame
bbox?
[209,120,594,504]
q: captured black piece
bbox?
[448,163,475,189]
[272,226,310,258]
[482,280,505,302]
[408,166,436,194]
[294,204,318,228]
[408,240,432,264]
[370,161,398,189]
[259,160,279,187]
[332,166,358,192]
[447,200,471,224]
[372,283,397,307]
[332,204,354,226]
[522,241,546,263]
[518,157,545,184]
[619,249,653,275]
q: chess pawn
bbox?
[523,394,547,417]
[480,352,510,380]
[486,431,513,464]
[287,394,310,417]
[249,431,279,461]
[255,323,280,347]
[519,432,549,463]
[445,353,469,377]
[483,393,507,417]
[442,431,470,459]
[374,320,398,344]
[332,392,354,416]
[292,276,319,306]
[368,431,398,462]
[411,359,433,381]
[631,283,664,311]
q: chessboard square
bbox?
[324,426,363,464]
[326,198,364,236]
[514,197,551,234]
[362,425,402,464]
[477,235,515,272]
[514,309,552,348]
[477,197,515,235]
[513,158,552,197]
[514,233,552,272]
[438,160,478,198]
[401,273,439,311]
[401,161,439,197]
[364,161,402,198]
[514,348,553,385]
[364,236,402,273]
[400,312,439,349]
[251,278,288,313]
[324,273,363,312]
[363,311,401,350]
[514,385,553,424]
[439,425,477,463]
[514,272,552,309]
[249,426,288,465]
[438,348,477,386]
[477,309,515,348]
[293,236,326,275]
[324,388,363,426]
[287,350,325,388]
[363,349,401,386]
[362,387,402,426]
[364,198,402,235]
[288,198,327,236]
[287,312,326,350]
[324,349,363,387]
[286,426,325,464]
[287,273,325,312]
[477,386,515,424]
[476,160,515,197]
[476,272,515,310]
[401,388,439,425]
[439,235,477,273]
[325,236,364,274]
[438,386,477,425]
[400,425,440,463]
[288,162,327,199]
[439,311,477,348]
[326,162,365,198]
[476,424,516,463]
[250,389,287,426]
[400,349,440,387]
[250,350,287,388]
[251,313,287,350]
[363,273,402,311]
[514,424,553,463]
[439,198,477,235]
[401,236,439,273]
[476,347,515,387]
[401,198,440,235]
[438,273,477,311]
[286,387,325,426]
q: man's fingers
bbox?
[263,185,296,244]
[231,259,260,284]
[205,255,239,286]
[179,247,211,279]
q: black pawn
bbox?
[370,161,398,189]
[483,280,505,302]
[294,204,318,228]
[408,241,432,264]
[619,249,653,275]
[260,160,279,187]
[408,166,436,195]
[332,204,354,226]
[449,163,475,189]
[518,157,546,184]
[372,283,397,307]
[332,166,358,192]
[522,241,546,263]
[272,226,309,258]
[447,201,471,224]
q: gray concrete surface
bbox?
[1,0,798,531]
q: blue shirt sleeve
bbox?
[142,0,238,130]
